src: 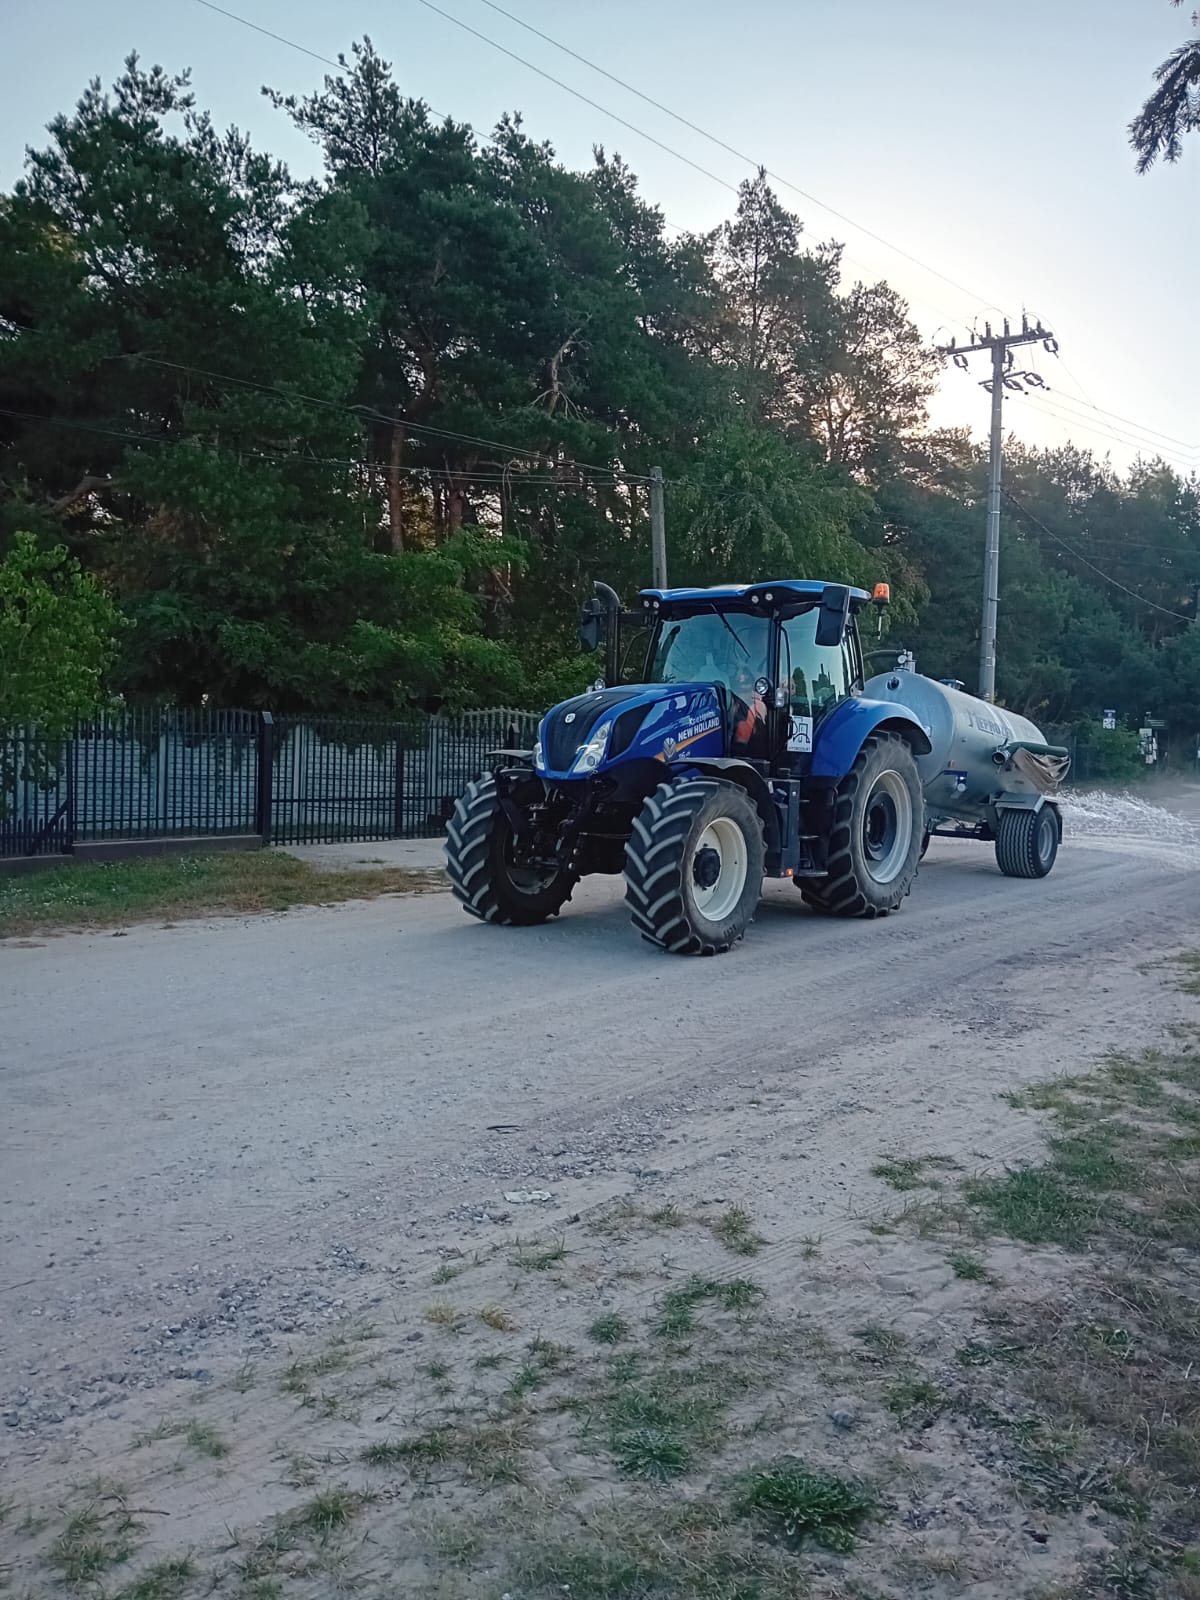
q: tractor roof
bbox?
[639,580,870,608]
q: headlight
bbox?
[571,719,611,775]
[533,738,545,771]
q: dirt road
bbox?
[3,787,1198,1457]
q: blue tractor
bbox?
[446,576,940,955]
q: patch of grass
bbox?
[1049,1128,1134,1191]
[612,1427,692,1480]
[872,1153,956,1191]
[506,1336,573,1402]
[711,1205,765,1257]
[649,1203,687,1229]
[855,1322,908,1360]
[949,1251,989,1281]
[964,1165,1093,1247]
[653,1275,765,1339]
[588,1313,630,1345]
[736,1462,873,1551]
[423,1301,465,1331]
[511,1235,569,1272]
[117,1556,195,1600]
[229,1361,257,1393]
[362,1419,527,1486]
[479,1304,514,1332]
[431,1262,461,1286]
[885,1375,947,1421]
[0,850,439,939]
[288,1488,362,1541]
[474,1352,506,1371]
[184,1419,229,1459]
[49,1497,140,1585]
[801,1233,822,1259]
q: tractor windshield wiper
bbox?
[708,604,750,656]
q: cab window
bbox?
[781,610,852,720]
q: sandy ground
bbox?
[2,785,1200,1595]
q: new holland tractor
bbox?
[445,578,1070,955]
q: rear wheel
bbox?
[445,774,576,925]
[995,805,1059,879]
[625,779,765,955]
[801,733,923,918]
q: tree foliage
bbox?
[1130,2,1200,171]
[0,532,121,729]
[1,46,1198,756]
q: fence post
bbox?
[256,711,275,845]
[393,727,406,839]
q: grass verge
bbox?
[0,849,440,937]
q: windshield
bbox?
[647,610,770,699]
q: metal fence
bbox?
[0,706,539,859]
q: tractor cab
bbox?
[634,581,878,774]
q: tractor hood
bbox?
[536,684,725,779]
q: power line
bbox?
[410,0,738,194]
[119,353,648,480]
[0,406,627,485]
[468,0,1001,314]
[1003,488,1194,621]
[1008,392,1199,474]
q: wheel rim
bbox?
[1036,810,1056,867]
[501,822,560,895]
[690,817,749,923]
[862,770,914,886]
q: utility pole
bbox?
[940,317,1057,701]
[649,466,667,589]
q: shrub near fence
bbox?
[0,706,540,859]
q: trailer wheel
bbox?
[801,733,924,918]
[445,774,576,925]
[625,779,765,955]
[995,805,1059,879]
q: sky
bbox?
[3,0,1198,478]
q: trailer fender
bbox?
[809,700,932,782]
[671,758,782,855]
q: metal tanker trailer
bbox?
[864,666,1071,879]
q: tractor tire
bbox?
[445,774,576,925]
[624,778,765,956]
[995,805,1059,879]
[800,733,924,919]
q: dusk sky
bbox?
[3,0,1197,475]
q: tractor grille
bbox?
[542,687,644,772]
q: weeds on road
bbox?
[710,1205,766,1257]
[0,851,439,939]
[871,1152,958,1191]
[919,1035,1200,1594]
[735,1463,873,1551]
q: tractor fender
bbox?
[809,699,933,782]
[670,758,782,855]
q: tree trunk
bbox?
[386,422,406,553]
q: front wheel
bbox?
[445,774,577,925]
[625,779,765,955]
[801,733,924,918]
[995,805,1059,879]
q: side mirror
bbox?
[815,585,851,647]
[579,597,603,654]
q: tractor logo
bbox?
[564,712,576,724]
[662,735,678,760]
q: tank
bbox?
[863,670,1066,825]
